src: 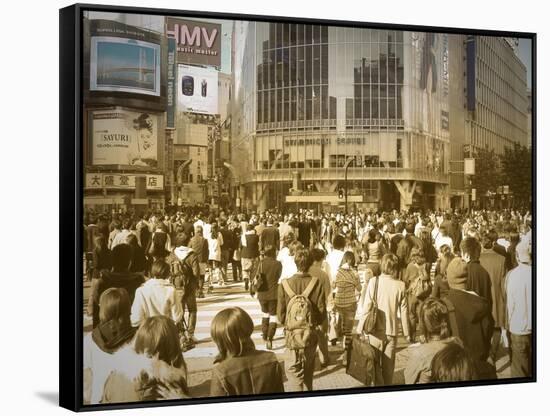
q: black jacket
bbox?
[466,261,493,312]
[260,226,280,251]
[445,289,494,362]
[90,271,145,328]
[256,257,282,301]
[220,227,235,251]
[241,234,260,259]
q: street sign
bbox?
[503,185,509,195]
[471,188,476,201]
[464,158,475,175]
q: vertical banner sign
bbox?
[466,36,477,111]
[167,38,177,128]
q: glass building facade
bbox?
[232,22,455,212]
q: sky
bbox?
[518,38,532,89]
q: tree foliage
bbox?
[500,143,532,208]
[470,146,500,201]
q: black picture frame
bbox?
[60,3,536,412]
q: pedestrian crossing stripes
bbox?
[186,282,288,358]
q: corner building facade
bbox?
[232,22,453,212]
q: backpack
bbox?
[169,253,195,293]
[281,276,319,350]
[396,236,414,268]
[409,263,432,300]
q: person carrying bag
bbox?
[347,275,385,386]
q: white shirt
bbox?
[277,247,297,282]
[83,336,136,404]
[504,264,532,335]
[435,235,453,252]
[325,249,345,284]
[497,238,510,250]
[130,279,183,327]
[111,229,133,248]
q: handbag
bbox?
[252,260,268,292]
[362,276,380,334]
[346,333,383,386]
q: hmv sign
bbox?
[166,18,221,67]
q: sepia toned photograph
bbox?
[60,3,535,411]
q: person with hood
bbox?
[88,243,145,328]
[84,287,137,404]
[101,316,190,403]
[167,232,200,345]
[130,260,183,328]
[443,257,495,378]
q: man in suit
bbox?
[260,217,280,253]
[479,232,507,365]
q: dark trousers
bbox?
[510,333,532,378]
[316,320,330,365]
[181,289,197,336]
[285,340,318,391]
[232,259,242,281]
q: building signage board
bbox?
[166,18,221,67]
[167,38,177,128]
[85,173,164,190]
[464,158,475,175]
[91,108,159,167]
[88,20,162,97]
[177,65,219,114]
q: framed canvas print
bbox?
[59,3,536,411]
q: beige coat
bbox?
[357,274,410,340]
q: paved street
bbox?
[83,264,512,396]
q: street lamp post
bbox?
[344,157,355,215]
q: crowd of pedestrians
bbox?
[83,206,532,403]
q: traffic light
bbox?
[338,188,344,199]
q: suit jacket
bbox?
[220,227,235,251]
[241,234,260,259]
[260,226,280,251]
[479,249,507,328]
[445,289,494,362]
